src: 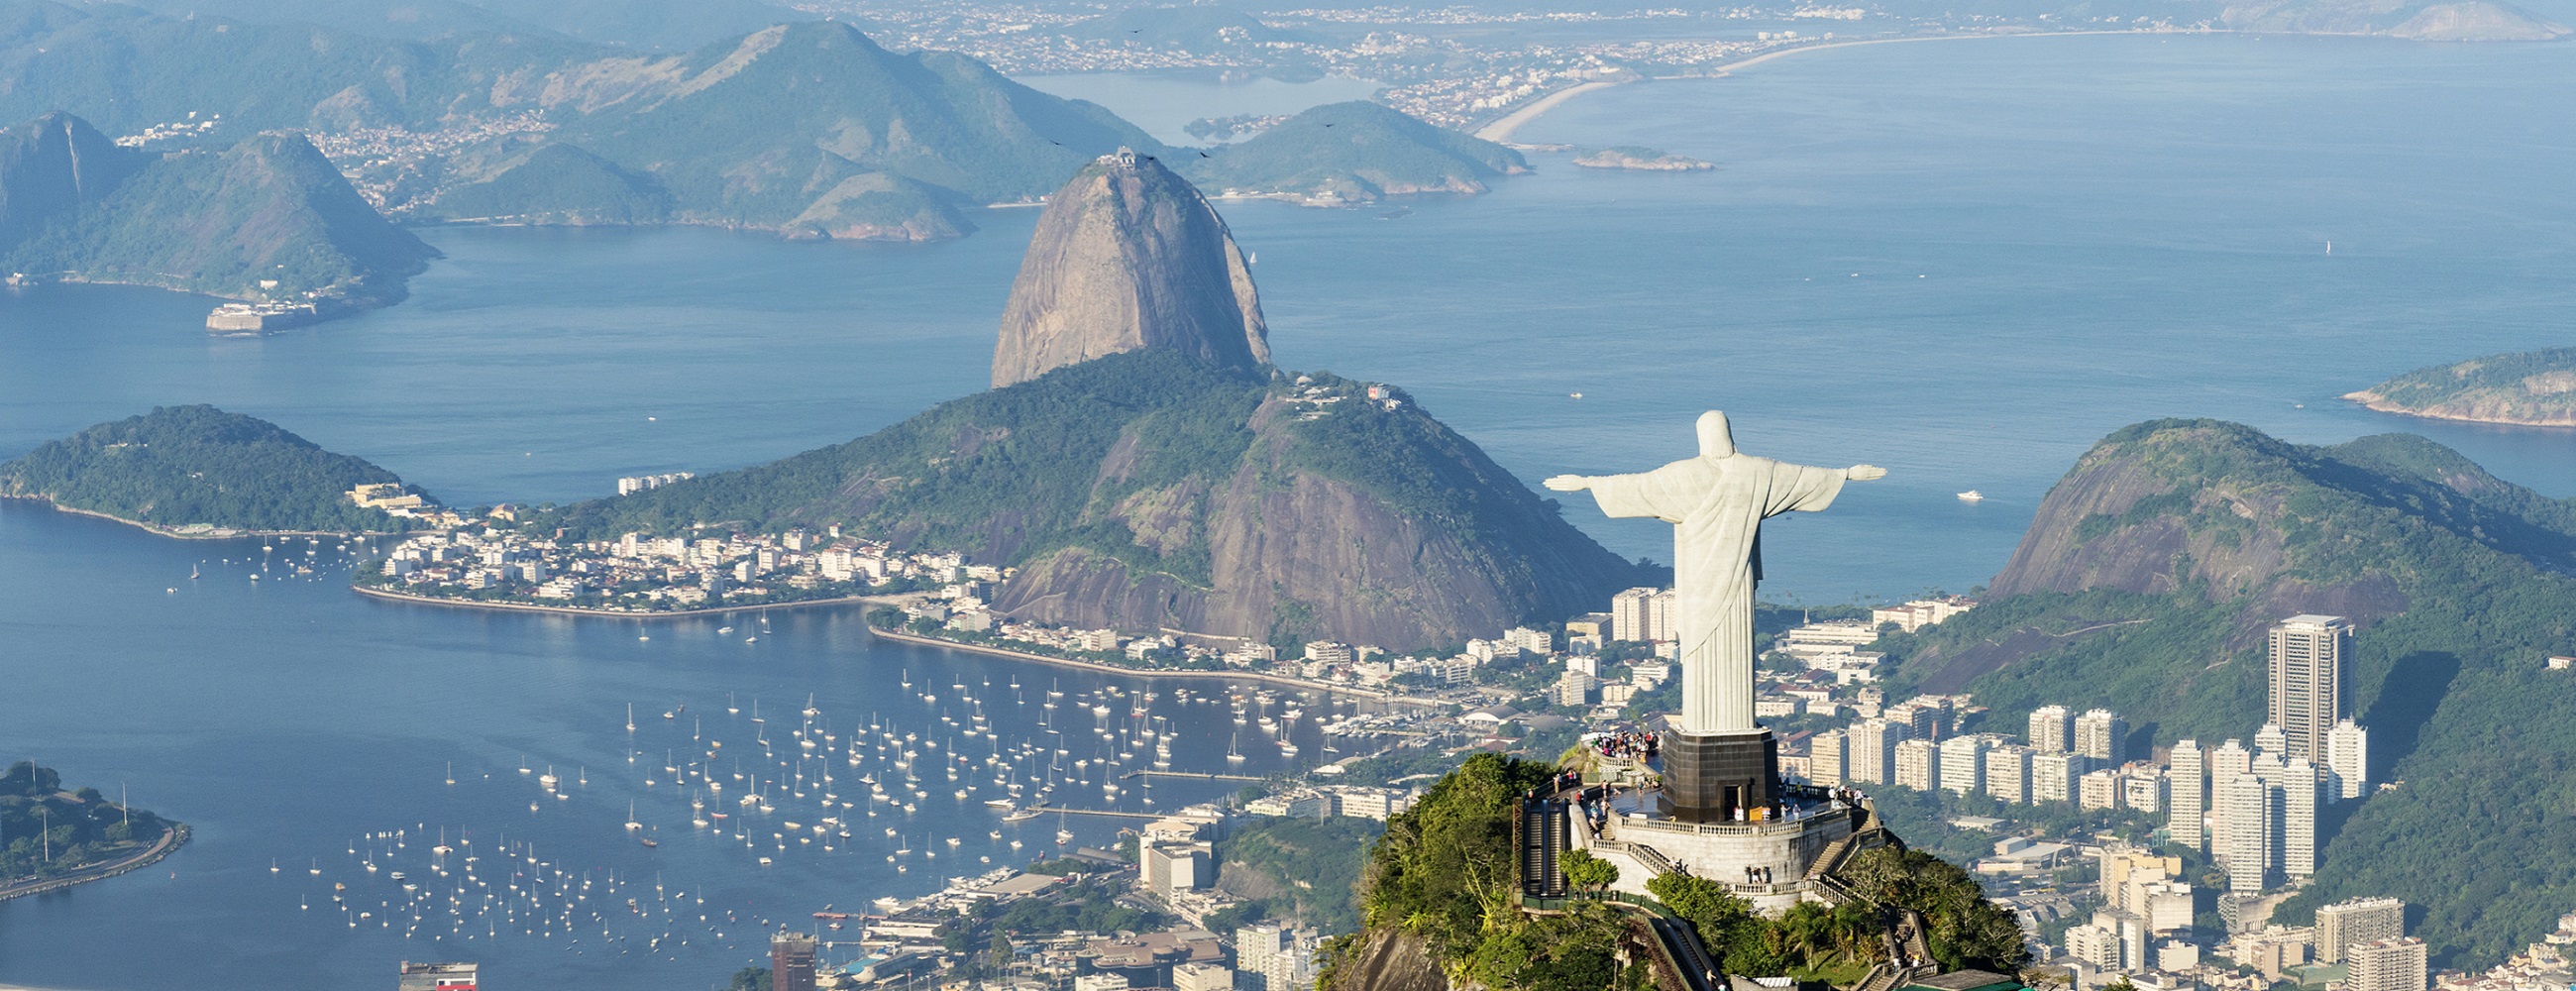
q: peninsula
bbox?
[0,762,187,904]
[2345,347,2576,426]
[0,405,438,536]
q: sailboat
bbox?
[627,704,638,732]
[445,761,457,786]
[626,801,643,831]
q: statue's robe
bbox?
[1578,455,1845,734]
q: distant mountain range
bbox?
[0,2,1532,245]
[1878,418,2576,967]
[0,111,436,306]
[2347,347,2576,426]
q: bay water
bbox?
[3,32,2574,988]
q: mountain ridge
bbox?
[0,111,437,307]
[1878,418,2576,966]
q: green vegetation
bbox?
[540,350,1641,648]
[422,145,673,226]
[1213,815,1382,934]
[1186,101,1527,203]
[1,405,420,533]
[942,872,1161,955]
[1,113,434,304]
[547,349,1268,585]
[1874,419,2576,967]
[1339,751,2023,989]
[717,966,770,991]
[2,761,178,884]
[2349,347,2576,426]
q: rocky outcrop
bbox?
[0,112,148,248]
[989,390,1641,649]
[991,151,1269,387]
[2346,347,2576,426]
[1322,928,1449,991]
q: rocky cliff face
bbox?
[991,151,1269,387]
[566,351,1643,651]
[990,387,1641,649]
[0,112,148,248]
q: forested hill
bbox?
[1872,419,2576,966]
[0,405,421,534]
[0,112,436,305]
[2347,347,2576,427]
[1185,101,1530,205]
[1325,753,2023,991]
[542,349,1648,651]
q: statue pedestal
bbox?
[1662,727,1778,824]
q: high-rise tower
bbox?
[2270,615,2353,761]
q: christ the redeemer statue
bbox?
[1550,411,1881,822]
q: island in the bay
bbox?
[2345,346,2576,426]
[1573,146,1716,171]
[0,404,441,537]
[0,761,186,902]
[0,111,437,330]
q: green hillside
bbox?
[3,122,438,303]
[2347,346,2576,426]
[1184,101,1528,204]
[540,348,1646,650]
[1877,419,2576,966]
[0,405,420,533]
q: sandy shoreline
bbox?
[1475,29,2210,144]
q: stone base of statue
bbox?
[1580,782,1872,917]
[1662,727,1778,824]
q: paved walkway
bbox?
[0,826,185,903]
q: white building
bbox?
[2217,772,2273,892]
[2325,718,2370,801]
[1893,738,1940,792]
[2169,739,2207,853]
[2029,705,2074,753]
[1807,729,1848,787]
[2030,751,2083,806]
[1985,744,2031,805]
[1849,718,1909,785]
[2076,709,2127,764]
[1939,734,1992,797]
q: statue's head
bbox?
[1697,410,1736,458]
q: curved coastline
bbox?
[0,825,189,905]
[2343,394,2576,428]
[1476,29,2219,144]
[865,625,1441,705]
[0,496,396,541]
[351,585,907,619]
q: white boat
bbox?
[1957,491,1986,502]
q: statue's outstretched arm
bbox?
[1846,465,1886,482]
[1544,475,1591,492]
